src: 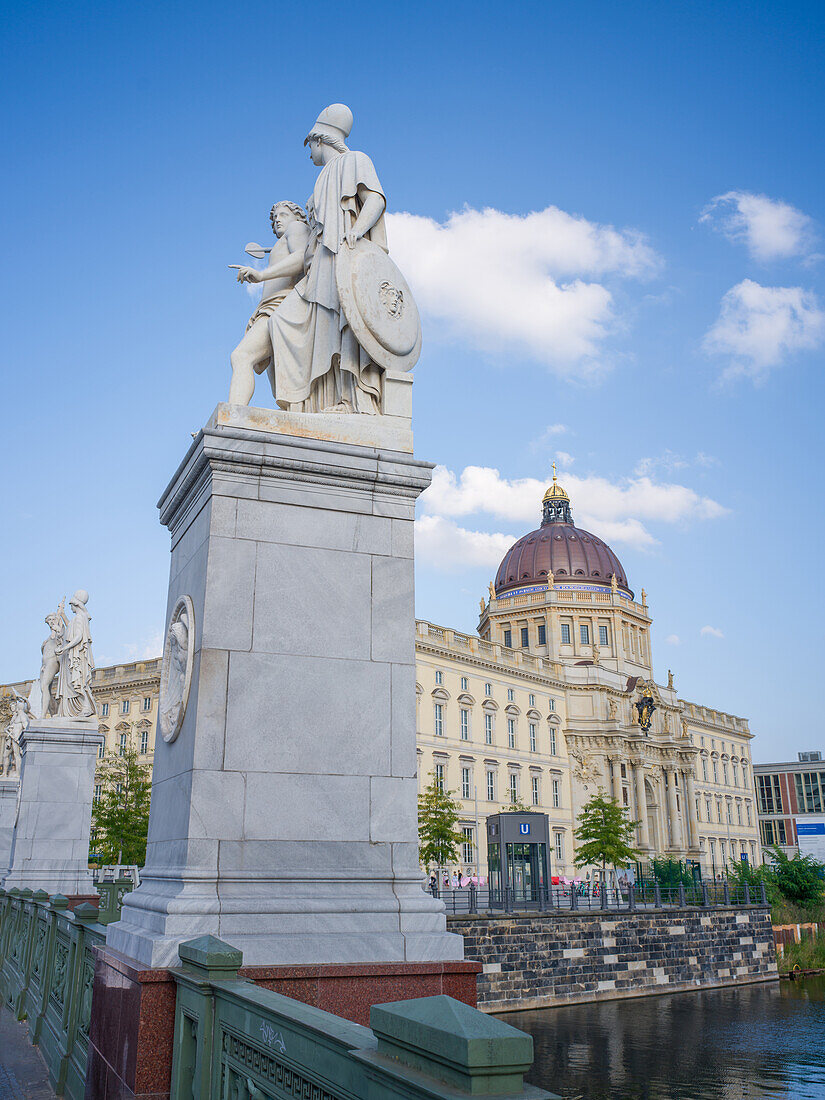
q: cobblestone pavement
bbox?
[0,1012,54,1099]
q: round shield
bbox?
[336,239,422,372]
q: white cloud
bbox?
[700,191,815,262]
[634,450,718,477]
[386,206,660,377]
[665,634,681,646]
[700,625,724,639]
[704,279,825,381]
[555,451,575,469]
[418,464,728,564]
[415,515,515,571]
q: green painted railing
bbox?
[171,935,557,1099]
[95,878,134,925]
[0,887,104,1100]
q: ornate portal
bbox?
[159,596,195,743]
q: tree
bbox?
[765,847,825,911]
[418,775,465,869]
[504,798,531,813]
[90,747,152,866]
[574,792,640,887]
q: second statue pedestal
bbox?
[108,404,463,967]
[2,719,103,895]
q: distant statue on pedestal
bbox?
[2,692,33,776]
[608,697,618,721]
[233,103,420,414]
[38,604,65,719]
[667,669,674,690]
[55,590,96,720]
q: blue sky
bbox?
[2,1,824,762]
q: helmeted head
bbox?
[305,103,353,163]
[269,200,308,237]
[69,589,89,611]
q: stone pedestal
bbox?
[0,778,19,877]
[108,404,463,967]
[2,719,103,894]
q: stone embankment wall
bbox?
[448,906,777,1012]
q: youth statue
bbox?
[233,103,420,414]
[54,590,96,720]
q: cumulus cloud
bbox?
[700,191,815,262]
[417,464,728,566]
[704,279,825,381]
[700,625,724,639]
[415,515,516,571]
[386,206,660,377]
[665,634,681,646]
[555,451,575,469]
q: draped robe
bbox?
[268,150,387,413]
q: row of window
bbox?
[433,704,558,754]
[705,837,758,867]
[454,826,566,864]
[432,671,556,712]
[700,756,749,788]
[558,623,610,647]
[98,730,151,757]
[700,795,753,827]
[760,819,788,847]
[433,763,561,809]
[99,697,153,718]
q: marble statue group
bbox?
[38,590,97,721]
[228,103,421,414]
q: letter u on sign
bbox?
[519,823,530,835]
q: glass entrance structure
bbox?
[486,812,550,908]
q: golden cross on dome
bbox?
[552,461,557,481]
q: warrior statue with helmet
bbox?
[233,103,421,414]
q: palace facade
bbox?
[3,479,760,878]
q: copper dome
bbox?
[494,478,632,597]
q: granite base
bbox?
[85,945,480,1100]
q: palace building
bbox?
[2,478,760,878]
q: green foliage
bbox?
[90,747,152,865]
[574,792,640,879]
[418,775,465,868]
[504,798,531,813]
[651,858,695,888]
[778,930,825,973]
[764,847,825,912]
[725,857,774,899]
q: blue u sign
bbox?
[519,823,530,835]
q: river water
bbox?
[502,976,825,1099]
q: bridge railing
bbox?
[170,935,557,1100]
[0,887,105,1100]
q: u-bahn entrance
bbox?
[486,811,550,908]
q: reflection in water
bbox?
[502,976,825,1099]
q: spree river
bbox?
[502,976,825,1099]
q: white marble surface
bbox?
[0,779,19,878]
[108,418,462,966]
[2,719,103,894]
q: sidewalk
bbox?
[0,1012,55,1099]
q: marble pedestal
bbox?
[0,778,19,877]
[3,719,103,894]
[108,403,463,967]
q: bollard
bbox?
[628,884,636,911]
[600,882,608,910]
[744,882,750,905]
[723,882,730,905]
[469,883,477,914]
[570,886,578,911]
[537,885,545,912]
[653,882,662,908]
[678,884,686,907]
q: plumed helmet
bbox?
[70,589,89,607]
[304,103,353,145]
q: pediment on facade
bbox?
[457,692,476,706]
[482,699,498,712]
[115,721,130,731]
[431,687,450,701]
[504,704,521,716]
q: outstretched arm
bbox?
[233,221,311,284]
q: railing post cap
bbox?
[73,902,100,923]
[8,888,22,897]
[178,935,243,977]
[49,894,69,910]
[19,888,33,898]
[370,994,535,1093]
[32,890,50,903]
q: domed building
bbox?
[414,477,761,880]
